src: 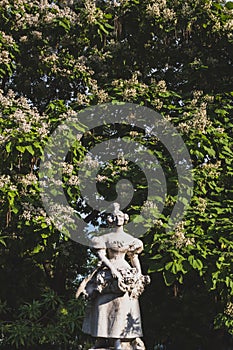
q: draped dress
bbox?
[82,231,148,339]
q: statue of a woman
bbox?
[76,203,150,350]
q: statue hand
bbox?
[111,270,123,281]
[135,271,142,279]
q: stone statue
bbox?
[76,203,150,350]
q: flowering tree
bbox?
[0,0,232,349]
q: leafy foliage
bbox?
[0,288,86,348]
[0,0,232,349]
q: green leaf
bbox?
[225,1,233,10]
[96,21,109,35]
[26,145,35,155]
[0,236,7,247]
[163,270,176,286]
[6,141,12,153]
[188,255,203,271]
[165,261,173,270]
[16,145,26,153]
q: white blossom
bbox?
[172,221,195,248]
[141,200,159,218]
[67,175,80,186]
[197,197,207,213]
[225,302,233,317]
[82,154,99,169]
[123,87,137,101]
[0,50,11,64]
[96,174,108,183]
[0,175,11,188]
[0,31,15,46]
[20,173,38,186]
[62,162,74,175]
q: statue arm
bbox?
[129,253,142,274]
[97,249,122,280]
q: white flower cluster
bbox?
[47,202,76,230]
[37,122,49,136]
[224,302,233,317]
[15,109,32,133]
[77,93,91,106]
[19,36,28,43]
[153,219,163,227]
[146,0,176,21]
[203,94,214,103]
[62,162,74,175]
[96,89,109,103]
[202,0,213,11]
[84,77,109,103]
[0,31,15,46]
[32,30,43,39]
[202,160,221,178]
[171,221,195,248]
[4,0,78,29]
[75,61,90,74]
[178,102,212,134]
[19,173,38,186]
[67,175,80,186]
[96,174,108,183]
[162,8,176,21]
[152,98,163,110]
[102,163,117,177]
[193,90,203,99]
[129,131,139,137]
[157,80,167,92]
[16,12,40,28]
[196,197,207,213]
[0,175,11,188]
[43,5,78,25]
[0,175,17,192]
[224,19,233,39]
[0,0,40,9]
[0,89,50,139]
[21,202,52,225]
[0,50,11,65]
[112,73,148,102]
[42,53,58,64]
[84,0,103,24]
[123,87,137,101]
[146,0,166,17]
[60,109,78,120]
[115,153,128,171]
[0,134,10,145]
[0,0,10,6]
[41,53,93,80]
[82,154,99,169]
[126,112,137,124]
[141,200,159,219]
[178,91,215,135]
[181,3,194,16]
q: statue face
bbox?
[115,213,125,226]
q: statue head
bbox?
[107,202,129,227]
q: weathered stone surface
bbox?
[78,204,150,350]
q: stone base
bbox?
[89,338,145,350]
[88,348,112,350]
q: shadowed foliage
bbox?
[0,0,232,349]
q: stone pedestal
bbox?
[89,338,145,350]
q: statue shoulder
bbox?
[91,236,106,249]
[127,237,143,254]
[107,232,143,253]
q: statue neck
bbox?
[113,225,124,234]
